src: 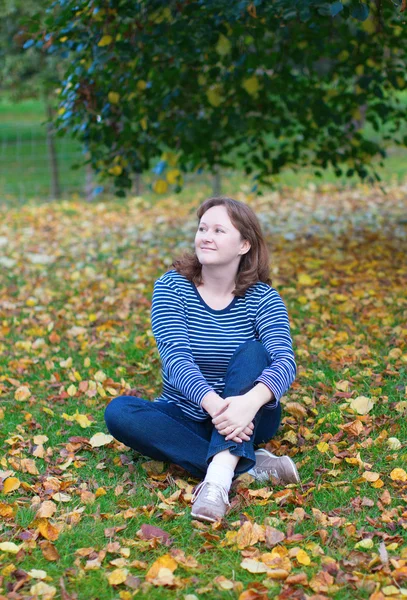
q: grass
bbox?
[0,186,406,598]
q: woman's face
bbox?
[194,205,250,268]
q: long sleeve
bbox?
[151,278,215,406]
[253,288,297,408]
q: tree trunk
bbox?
[44,97,61,199]
[134,172,142,196]
[85,161,94,201]
[212,166,221,196]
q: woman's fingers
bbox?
[225,427,244,441]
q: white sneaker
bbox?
[249,449,300,484]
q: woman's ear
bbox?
[239,240,251,256]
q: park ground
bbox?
[0,181,406,600]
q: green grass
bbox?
[0,190,406,598]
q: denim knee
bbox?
[231,340,271,364]
[104,395,138,436]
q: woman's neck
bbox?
[199,266,237,296]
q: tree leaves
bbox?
[27,0,407,196]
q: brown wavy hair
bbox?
[171,196,272,296]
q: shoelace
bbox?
[253,466,280,481]
[192,481,230,505]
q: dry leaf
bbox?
[349,396,375,415]
[0,541,21,553]
[3,477,20,494]
[240,558,269,573]
[107,568,128,585]
[390,468,407,481]
[89,432,114,447]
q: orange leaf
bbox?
[145,554,178,582]
[36,518,60,541]
[39,540,60,561]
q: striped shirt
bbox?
[151,269,296,421]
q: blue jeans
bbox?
[104,340,281,479]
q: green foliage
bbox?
[30,0,407,195]
[0,0,63,99]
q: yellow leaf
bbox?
[140,117,148,130]
[388,348,402,360]
[3,477,21,494]
[382,586,401,596]
[355,538,373,549]
[216,34,231,56]
[371,479,384,488]
[15,386,31,401]
[75,412,92,428]
[146,555,178,582]
[108,91,120,104]
[108,568,128,585]
[67,384,77,397]
[0,541,21,553]
[362,471,380,482]
[206,85,224,107]
[166,169,181,184]
[137,79,147,91]
[108,165,123,176]
[390,468,407,482]
[153,180,168,194]
[98,35,113,47]
[297,273,315,286]
[89,432,114,447]
[30,582,57,598]
[242,76,260,97]
[317,442,329,453]
[296,549,311,565]
[349,396,375,415]
[282,430,298,444]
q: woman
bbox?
[104,196,300,523]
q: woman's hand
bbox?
[212,394,259,441]
[201,391,227,419]
[229,421,254,443]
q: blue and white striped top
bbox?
[151,269,296,421]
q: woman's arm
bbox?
[151,278,216,407]
[252,287,297,408]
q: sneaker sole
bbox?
[190,510,218,523]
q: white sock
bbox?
[204,462,234,492]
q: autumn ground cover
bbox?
[0,183,407,600]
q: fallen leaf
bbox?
[145,554,178,582]
[0,541,21,553]
[349,396,375,415]
[240,558,269,573]
[390,468,407,482]
[137,524,172,546]
[3,477,20,494]
[296,549,311,565]
[89,432,114,447]
[107,568,128,585]
[15,385,31,401]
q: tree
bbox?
[32,0,406,196]
[0,0,64,198]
